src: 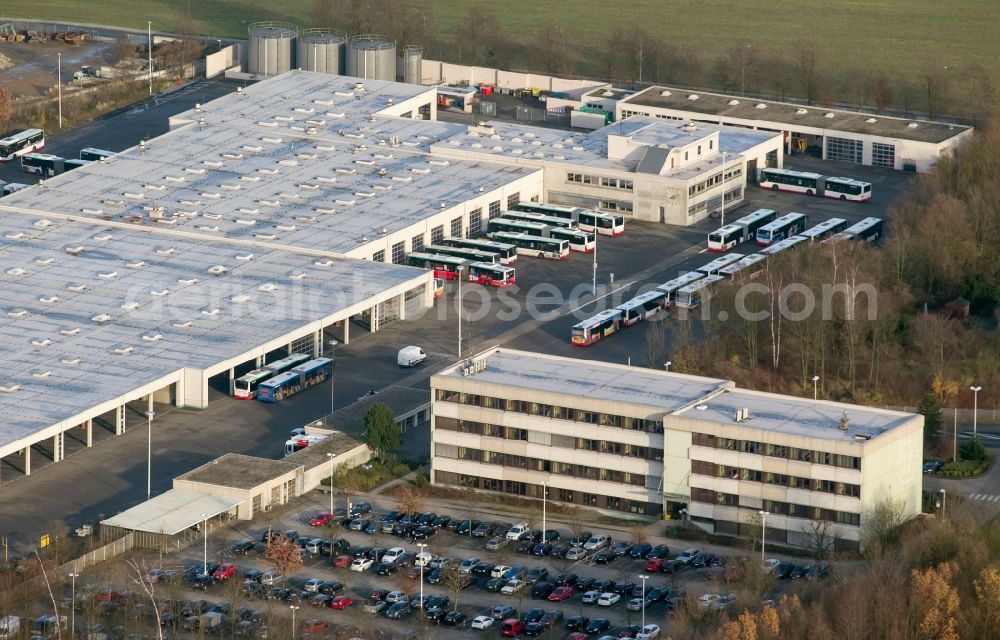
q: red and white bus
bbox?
[515,202,625,236]
[468,262,516,287]
[0,129,45,162]
[407,252,469,280]
[616,290,668,327]
[440,237,517,264]
[425,243,501,265]
[756,213,808,246]
[549,227,595,252]
[488,231,569,260]
[759,168,872,202]
[571,309,624,346]
[706,209,777,252]
[656,272,704,306]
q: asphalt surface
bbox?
[0,76,920,555]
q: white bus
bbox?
[707,208,777,252]
[697,253,744,275]
[467,262,516,288]
[515,202,625,236]
[656,272,704,305]
[756,212,808,246]
[489,231,569,259]
[759,235,808,256]
[616,290,668,327]
[822,217,884,244]
[674,275,725,309]
[425,244,501,265]
[21,153,64,177]
[549,227,595,252]
[571,309,624,346]
[0,129,45,162]
[79,147,116,162]
[759,168,872,202]
[232,352,311,399]
[799,218,848,243]
[440,237,518,264]
[502,210,579,230]
[718,254,767,279]
[487,217,549,237]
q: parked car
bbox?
[597,592,621,607]
[583,535,610,551]
[470,615,494,630]
[565,616,590,632]
[676,548,701,565]
[232,540,256,555]
[459,557,482,574]
[531,581,555,599]
[581,591,601,605]
[565,547,588,561]
[486,537,508,551]
[611,541,633,557]
[548,586,574,602]
[525,567,549,584]
[923,459,944,474]
[443,611,466,626]
[472,562,495,576]
[586,619,611,634]
[630,543,653,559]
[491,605,517,621]
[501,579,526,595]
[636,623,661,640]
[568,532,593,547]
[385,591,409,604]
[351,558,373,572]
[646,544,671,559]
[499,618,524,637]
[385,602,412,620]
[328,595,352,610]
[506,523,531,541]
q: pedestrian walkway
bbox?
[968,493,1000,502]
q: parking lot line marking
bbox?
[569,282,636,314]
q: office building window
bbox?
[468,208,483,236]
[431,225,444,244]
[372,250,385,262]
[411,234,424,252]
[450,216,463,238]
[488,200,501,219]
[506,193,520,210]
[391,241,405,264]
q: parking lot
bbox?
[33,491,837,640]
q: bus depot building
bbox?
[617,86,973,173]
[430,348,923,551]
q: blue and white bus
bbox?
[232,352,312,399]
[257,357,333,403]
[756,212,808,246]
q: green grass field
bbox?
[1,0,997,112]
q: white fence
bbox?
[421,59,603,92]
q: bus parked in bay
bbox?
[467,262,516,287]
[515,201,625,236]
[488,231,570,260]
[571,309,624,346]
[232,352,312,399]
[799,218,848,243]
[821,217,884,244]
[406,252,469,280]
[502,209,579,230]
[79,147,115,162]
[257,357,333,403]
[487,217,549,238]
[656,272,704,305]
[707,208,777,252]
[424,244,501,265]
[759,168,872,202]
[20,153,64,177]
[440,237,517,264]
[697,253,744,276]
[549,227,595,252]
[674,275,725,309]
[616,290,668,327]
[0,129,45,162]
[756,212,808,246]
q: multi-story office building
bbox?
[430,348,923,551]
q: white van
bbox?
[397,346,426,367]
[414,551,433,567]
[506,523,531,541]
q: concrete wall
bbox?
[173,466,303,520]
[205,44,242,79]
[300,442,372,492]
[422,59,604,93]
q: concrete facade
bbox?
[430,348,923,551]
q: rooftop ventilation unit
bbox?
[32,338,53,347]
[208,265,228,276]
[66,283,87,293]
[98,271,118,279]
[156,246,176,256]
[259,283,278,292]
[172,320,192,328]
[92,233,112,241]
[34,219,52,228]
[92,313,112,324]
[824,112,835,118]
[728,99,740,105]
[660,90,672,97]
[908,122,919,128]
[126,260,145,268]
[231,294,251,303]
[31,369,52,379]
[113,344,133,354]
[39,295,60,304]
[839,410,850,431]
[236,253,255,262]
[177,277,198,285]
[60,356,81,366]
[142,333,163,342]
[314,258,334,267]
[5,231,25,240]
[0,384,21,393]
[201,308,221,317]
[35,256,54,265]
[755,103,767,109]
[687,94,699,100]
[796,108,808,115]
[64,245,85,255]
[866,117,877,124]
[60,326,81,336]
[8,308,28,318]
[121,301,139,311]
[6,267,27,276]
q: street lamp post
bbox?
[970,385,982,438]
[326,453,336,517]
[719,152,727,227]
[328,339,338,415]
[69,571,79,637]
[57,52,62,129]
[758,510,769,568]
[639,574,649,630]
[201,513,208,575]
[457,275,463,357]
[417,542,426,607]
[811,375,820,401]
[592,225,598,297]
[940,488,947,518]
[147,22,153,96]
[664,361,672,372]
[146,410,154,500]
[289,605,299,635]
[541,483,548,544]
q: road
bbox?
[0,74,919,554]
[923,424,1000,517]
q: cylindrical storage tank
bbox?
[247,22,297,76]
[297,29,346,75]
[346,35,396,82]
[402,45,423,84]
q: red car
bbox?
[302,620,327,634]
[566,633,588,640]
[499,618,524,637]
[97,589,120,603]
[333,555,352,569]
[213,563,236,580]
[310,512,334,527]
[329,596,353,610]
[548,586,574,602]
[643,558,664,572]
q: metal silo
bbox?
[346,35,396,82]
[402,45,423,84]
[247,22,297,76]
[297,29,346,75]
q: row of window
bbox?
[690,488,861,526]
[434,444,649,486]
[598,199,633,213]
[688,171,723,197]
[434,389,664,434]
[374,199,507,262]
[691,460,860,497]
[691,432,861,470]
[872,142,895,168]
[567,173,634,191]
[434,471,659,515]
[434,416,664,460]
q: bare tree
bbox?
[801,521,837,566]
[862,496,907,558]
[533,22,569,76]
[872,73,893,111]
[459,6,504,67]
[34,550,62,640]
[127,559,164,640]
[794,38,823,104]
[601,29,625,82]
[394,484,427,518]
[923,63,952,119]
[644,316,667,368]
[623,28,657,87]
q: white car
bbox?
[304,538,324,554]
[506,523,531,541]
[385,591,409,604]
[697,594,721,610]
[491,565,512,579]
[583,535,610,551]
[471,615,494,630]
[762,558,781,574]
[636,624,661,640]
[501,579,526,595]
[459,557,482,574]
[260,571,282,586]
[565,547,588,561]
[382,547,406,564]
[581,590,601,604]
[303,578,324,593]
[351,557,374,572]
[414,551,433,567]
[676,548,701,565]
[597,592,621,607]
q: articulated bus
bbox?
[697,253,744,276]
[0,129,45,162]
[21,153,64,177]
[515,202,625,236]
[502,210,579,230]
[549,227,595,252]
[821,217,884,245]
[489,231,570,259]
[468,262,516,287]
[407,252,469,280]
[674,275,726,309]
[424,244,501,265]
[79,147,115,162]
[232,352,312,399]
[656,272,704,305]
[759,235,808,256]
[799,218,848,242]
[487,217,549,237]
[756,212,808,246]
[257,357,333,403]
[617,290,668,327]
[63,158,91,171]
[759,168,872,202]
[571,309,624,346]
[440,237,517,264]
[707,208,777,252]
[718,254,767,279]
